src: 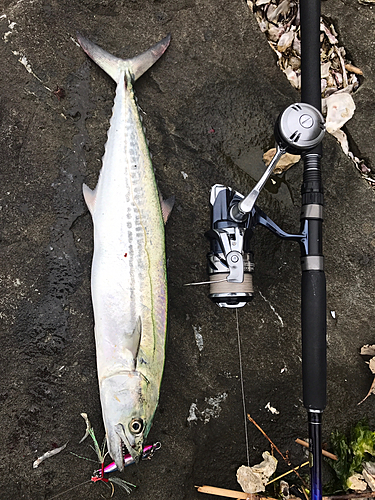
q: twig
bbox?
[195,485,274,499]
[324,493,375,500]
[247,415,288,462]
[267,461,309,485]
[358,377,375,405]
[247,414,309,499]
[345,63,363,76]
[295,438,338,461]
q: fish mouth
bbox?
[99,373,148,470]
[113,423,143,469]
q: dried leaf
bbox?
[237,452,278,494]
[33,442,68,468]
[358,376,375,405]
[324,92,356,133]
[361,344,375,356]
[79,412,92,443]
[347,473,368,491]
[263,148,300,174]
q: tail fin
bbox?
[77,33,171,84]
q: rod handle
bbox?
[301,270,327,410]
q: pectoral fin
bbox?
[83,183,96,215]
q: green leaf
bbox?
[329,421,375,492]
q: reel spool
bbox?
[207,243,255,308]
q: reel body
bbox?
[205,102,324,309]
[206,185,255,308]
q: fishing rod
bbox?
[204,1,326,498]
[299,1,326,499]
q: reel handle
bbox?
[231,103,325,221]
[231,145,285,220]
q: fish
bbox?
[77,33,171,471]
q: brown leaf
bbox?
[263,148,300,174]
[358,376,375,405]
[360,344,375,356]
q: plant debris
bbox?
[247,414,309,499]
[32,442,68,469]
[330,422,375,492]
[295,438,338,461]
[358,346,375,404]
[79,412,92,443]
[237,451,278,493]
[247,0,372,183]
[263,148,300,174]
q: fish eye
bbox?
[129,418,144,435]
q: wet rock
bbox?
[0,1,374,499]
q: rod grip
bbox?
[301,270,327,410]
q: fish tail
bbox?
[76,33,171,84]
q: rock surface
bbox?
[0,0,374,499]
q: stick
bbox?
[247,415,288,462]
[295,438,338,460]
[195,485,274,499]
[345,63,363,76]
[324,493,375,500]
[266,461,309,485]
[196,485,375,500]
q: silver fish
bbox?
[77,33,171,471]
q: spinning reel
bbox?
[205,103,325,308]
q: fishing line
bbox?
[235,308,250,468]
[48,479,92,500]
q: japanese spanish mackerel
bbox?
[77,33,171,471]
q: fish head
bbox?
[100,371,152,471]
